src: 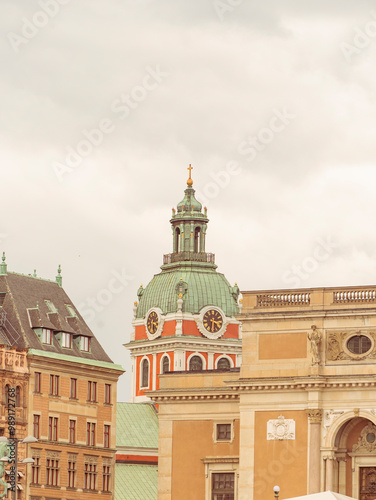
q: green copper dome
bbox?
[136,264,239,318]
[135,169,240,319]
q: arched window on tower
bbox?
[141,359,149,388]
[16,386,21,406]
[162,356,170,374]
[175,228,180,253]
[217,357,231,370]
[189,355,203,371]
[194,227,200,253]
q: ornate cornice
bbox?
[228,375,376,392]
[126,338,242,354]
[149,389,240,403]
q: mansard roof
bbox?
[0,271,113,364]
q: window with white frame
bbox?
[80,336,90,352]
[42,328,52,344]
[141,358,149,388]
[213,421,234,443]
[62,332,72,348]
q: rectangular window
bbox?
[69,420,76,444]
[67,460,76,488]
[217,423,231,441]
[49,375,59,396]
[34,372,41,393]
[104,425,110,448]
[46,459,59,486]
[81,336,90,352]
[212,473,234,500]
[84,463,97,490]
[48,417,58,441]
[42,328,52,344]
[31,457,40,484]
[86,422,96,446]
[87,381,97,402]
[70,378,77,399]
[102,465,110,492]
[33,415,40,439]
[62,332,72,348]
[104,384,111,404]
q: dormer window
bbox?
[66,305,77,317]
[42,328,52,345]
[80,336,90,352]
[62,333,72,349]
[45,300,57,313]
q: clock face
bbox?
[147,311,159,334]
[203,309,223,333]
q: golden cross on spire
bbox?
[187,164,193,186]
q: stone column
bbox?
[325,456,335,491]
[306,409,323,494]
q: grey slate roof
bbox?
[0,272,112,363]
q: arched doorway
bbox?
[327,414,376,498]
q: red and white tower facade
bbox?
[126,169,242,402]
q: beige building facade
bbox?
[153,285,376,500]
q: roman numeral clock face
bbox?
[147,311,159,334]
[203,309,223,333]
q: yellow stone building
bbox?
[153,286,376,500]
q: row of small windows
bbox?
[34,373,111,404]
[41,328,90,352]
[33,414,111,447]
[32,457,111,492]
[140,355,232,388]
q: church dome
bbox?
[135,168,239,319]
[136,265,239,318]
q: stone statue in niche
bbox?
[308,325,321,365]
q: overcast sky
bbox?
[2,0,376,401]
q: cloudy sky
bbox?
[2,0,376,400]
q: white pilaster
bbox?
[152,353,157,390]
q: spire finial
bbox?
[187,164,193,186]
[0,252,7,276]
[56,265,62,287]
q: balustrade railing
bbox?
[257,292,311,308]
[163,252,215,264]
[333,289,376,304]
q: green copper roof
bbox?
[115,464,157,500]
[136,264,238,318]
[28,349,124,371]
[116,403,158,448]
[174,185,206,220]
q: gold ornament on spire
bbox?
[187,164,193,186]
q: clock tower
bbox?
[126,167,242,402]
